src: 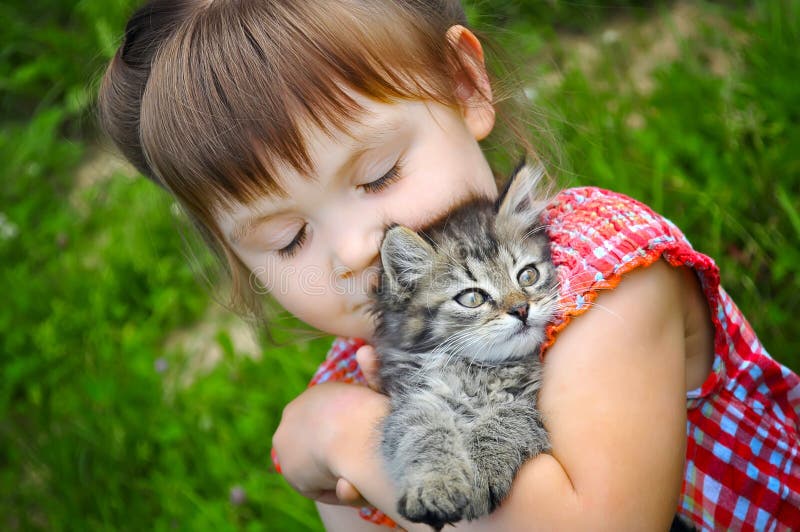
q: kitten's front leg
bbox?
[465,399,550,519]
[382,391,476,530]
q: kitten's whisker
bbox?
[430,328,477,355]
[438,330,493,368]
[522,225,551,239]
[421,328,485,373]
[456,334,496,370]
[558,277,603,292]
[436,332,482,364]
[559,281,601,292]
[522,221,556,236]
[573,301,623,321]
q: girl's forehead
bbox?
[292,94,421,175]
[305,92,405,144]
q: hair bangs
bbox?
[139,0,462,219]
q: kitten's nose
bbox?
[508,302,529,321]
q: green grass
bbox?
[1,1,798,530]
[535,1,800,364]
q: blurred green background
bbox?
[1,0,798,529]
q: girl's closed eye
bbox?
[358,160,403,193]
[277,223,308,258]
[265,160,405,259]
[272,160,405,260]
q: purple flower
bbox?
[56,232,69,249]
[229,485,246,506]
[154,358,168,373]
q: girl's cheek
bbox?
[392,174,457,227]
[243,253,307,303]
[259,257,337,315]
[243,253,283,295]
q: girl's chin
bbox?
[313,309,376,341]
[343,313,377,341]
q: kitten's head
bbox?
[373,163,557,363]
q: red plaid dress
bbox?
[273,187,800,530]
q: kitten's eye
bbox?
[455,289,486,308]
[517,265,539,287]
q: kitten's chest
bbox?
[427,361,538,411]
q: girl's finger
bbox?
[335,478,369,506]
[356,345,381,391]
[306,489,343,505]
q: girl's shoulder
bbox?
[540,186,719,351]
[543,186,699,267]
[542,185,800,430]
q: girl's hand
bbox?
[325,344,384,506]
[324,345,380,506]
[274,346,428,531]
[272,378,389,506]
[272,382,346,503]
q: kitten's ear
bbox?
[380,226,434,291]
[496,160,550,230]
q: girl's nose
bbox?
[331,224,383,278]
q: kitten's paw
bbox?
[483,474,513,514]
[456,475,511,521]
[397,468,473,529]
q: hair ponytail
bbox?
[97,0,199,184]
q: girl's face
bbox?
[216,95,497,340]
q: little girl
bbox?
[98,0,800,530]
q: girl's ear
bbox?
[446,25,495,141]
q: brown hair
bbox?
[97,0,540,326]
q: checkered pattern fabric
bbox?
[273,187,800,530]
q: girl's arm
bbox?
[324,259,688,530]
[452,259,688,530]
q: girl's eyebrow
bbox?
[338,118,404,175]
[342,117,402,161]
[349,117,403,150]
[230,209,287,244]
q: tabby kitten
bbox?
[372,163,558,530]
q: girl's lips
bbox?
[350,301,370,312]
